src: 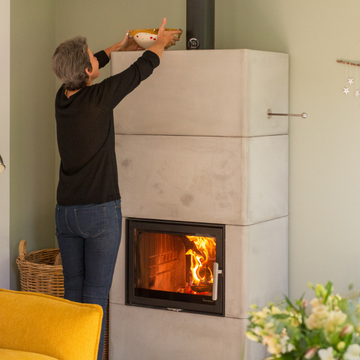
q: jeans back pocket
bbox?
[74,206,105,238]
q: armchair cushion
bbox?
[0,349,58,359]
[0,289,103,360]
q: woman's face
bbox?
[87,48,100,83]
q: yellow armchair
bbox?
[0,289,103,360]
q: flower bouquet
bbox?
[246,282,360,360]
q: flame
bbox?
[185,236,216,286]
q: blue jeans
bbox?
[55,199,122,360]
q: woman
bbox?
[52,18,181,360]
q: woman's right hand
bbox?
[156,18,182,49]
[148,18,182,59]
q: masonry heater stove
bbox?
[110,49,289,360]
[126,218,225,316]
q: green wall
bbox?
[0,0,10,290]
[10,0,56,289]
[55,0,186,81]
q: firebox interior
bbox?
[126,219,225,316]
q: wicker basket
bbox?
[16,239,109,360]
[16,239,64,297]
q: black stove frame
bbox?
[125,218,225,316]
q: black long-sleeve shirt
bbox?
[55,50,160,206]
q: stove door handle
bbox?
[212,262,223,301]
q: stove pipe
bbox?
[186,0,215,50]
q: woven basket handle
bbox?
[54,253,62,266]
[19,239,27,260]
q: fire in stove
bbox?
[182,236,216,296]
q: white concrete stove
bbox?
[109,49,289,360]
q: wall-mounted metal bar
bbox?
[267,109,307,119]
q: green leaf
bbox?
[284,295,297,311]
[295,294,305,307]
[338,299,349,311]
[272,314,291,320]
[277,352,296,360]
[323,281,333,303]
[298,337,308,352]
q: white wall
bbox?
[0,0,10,289]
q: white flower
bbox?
[306,313,328,330]
[246,331,259,342]
[279,335,295,354]
[328,310,346,326]
[312,304,329,318]
[318,347,335,360]
[262,335,282,355]
[326,310,347,331]
[310,297,323,309]
[344,344,360,360]
[257,307,270,318]
[305,302,329,330]
[271,306,282,315]
[253,326,262,336]
[287,342,295,352]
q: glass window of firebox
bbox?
[134,229,217,297]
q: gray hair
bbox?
[52,36,92,91]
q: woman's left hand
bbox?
[119,31,144,51]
